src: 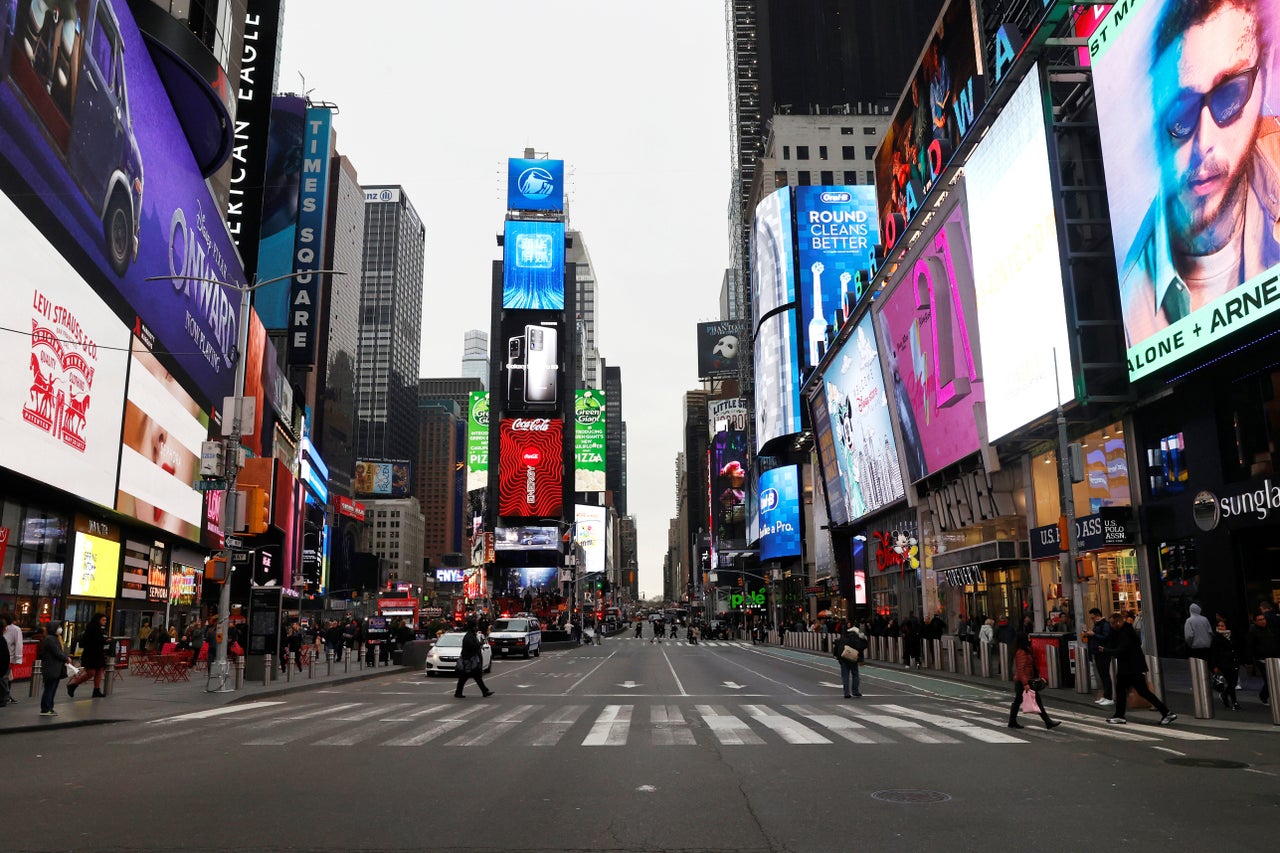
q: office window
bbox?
[796,171,811,186]
[865,146,877,160]
[774,170,788,188]
[796,146,810,161]
[842,145,857,159]
[863,126,877,135]
[820,171,834,185]
[819,145,828,160]
[866,170,875,184]
[782,145,790,160]
[844,170,858,184]
[841,127,854,135]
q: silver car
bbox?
[423,632,491,677]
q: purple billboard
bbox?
[875,188,984,483]
[0,0,245,409]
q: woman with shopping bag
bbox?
[1008,634,1060,730]
[67,612,109,698]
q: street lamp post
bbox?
[147,270,344,691]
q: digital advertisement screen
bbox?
[254,96,307,329]
[69,531,121,599]
[808,388,848,527]
[751,188,796,321]
[823,314,905,522]
[696,321,745,380]
[711,429,750,552]
[574,389,606,491]
[503,220,566,310]
[794,186,878,368]
[876,188,984,482]
[575,504,606,576]
[873,0,985,251]
[1090,0,1280,380]
[498,418,564,517]
[353,459,412,497]
[501,315,562,412]
[966,69,1073,439]
[753,310,802,451]
[286,106,334,367]
[117,337,209,542]
[0,0,247,408]
[518,566,558,590]
[0,196,129,510]
[759,465,802,561]
[436,568,465,583]
[467,391,490,491]
[507,158,565,212]
[495,526,559,550]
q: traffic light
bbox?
[244,486,270,535]
[205,556,228,583]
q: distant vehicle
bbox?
[520,530,553,547]
[488,616,541,658]
[423,631,491,677]
[1,0,144,275]
[707,620,730,640]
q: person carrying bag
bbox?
[833,624,868,699]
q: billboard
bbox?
[518,566,558,590]
[498,418,564,517]
[754,311,801,451]
[966,69,1073,439]
[253,95,307,328]
[711,428,750,549]
[696,321,745,380]
[1090,0,1280,380]
[759,465,802,561]
[353,459,412,497]
[287,106,335,366]
[503,220,566,310]
[751,188,797,320]
[117,337,209,542]
[467,391,490,491]
[495,526,559,550]
[0,0,247,408]
[0,196,130,509]
[875,188,984,482]
[808,388,848,526]
[574,389,606,491]
[507,158,565,212]
[823,314,905,522]
[69,523,121,600]
[873,0,985,251]
[501,315,562,412]
[575,504,606,576]
[794,186,879,367]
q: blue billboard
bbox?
[253,96,307,329]
[507,158,564,211]
[503,220,565,310]
[759,465,801,561]
[794,186,878,369]
[287,106,334,366]
[752,188,801,451]
[0,0,244,409]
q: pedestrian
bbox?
[1105,612,1176,726]
[0,621,9,709]
[286,622,304,672]
[1210,619,1241,711]
[1008,634,1059,730]
[1247,610,1280,706]
[1083,607,1115,707]
[833,623,869,698]
[36,624,68,716]
[454,617,492,699]
[979,617,995,660]
[67,612,108,698]
[1184,603,1213,661]
[2,613,22,706]
[902,621,922,669]
[136,619,152,653]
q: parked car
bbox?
[488,616,541,658]
[423,631,491,677]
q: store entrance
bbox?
[1234,529,1280,617]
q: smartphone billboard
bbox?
[501,315,562,413]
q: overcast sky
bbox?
[279,1,732,598]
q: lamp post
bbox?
[147,270,344,691]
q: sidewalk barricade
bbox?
[1074,641,1092,694]
[895,637,904,665]
[1045,644,1061,689]
[943,637,956,673]
[29,660,41,696]
[930,639,942,671]
[998,642,1011,681]
[1189,656,1215,719]
[980,640,992,678]
[960,639,973,675]
[262,655,272,687]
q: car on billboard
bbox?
[1,0,143,275]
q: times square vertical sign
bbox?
[287,107,334,366]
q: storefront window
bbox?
[1034,421,1132,520]
[0,501,69,630]
[1222,367,1280,481]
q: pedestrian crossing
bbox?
[624,639,755,648]
[115,698,1227,751]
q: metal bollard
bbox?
[1189,656,1215,719]
[234,658,245,690]
[327,649,334,676]
[999,642,1011,681]
[944,638,956,673]
[1266,658,1280,726]
[980,640,992,678]
[1046,644,1061,689]
[1146,654,1161,698]
[344,652,350,673]
[931,639,943,670]
[895,636,904,665]
[960,640,973,676]
[285,659,293,682]
[308,653,315,678]
[1074,642,1091,694]
[30,660,41,697]
[104,656,116,696]
[262,654,272,687]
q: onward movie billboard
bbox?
[0,0,245,408]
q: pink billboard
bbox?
[875,189,985,483]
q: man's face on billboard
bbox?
[1155,4,1262,256]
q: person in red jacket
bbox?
[1008,634,1060,730]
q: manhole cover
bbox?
[870,789,952,804]
[1164,758,1248,769]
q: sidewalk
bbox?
[0,656,410,735]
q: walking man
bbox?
[1083,607,1115,707]
[454,617,492,699]
[1247,609,1280,706]
[1106,612,1176,726]
[833,623,869,698]
[2,614,22,705]
[1184,603,1213,661]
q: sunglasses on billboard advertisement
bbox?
[1164,65,1259,140]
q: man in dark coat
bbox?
[454,617,493,699]
[833,624,869,698]
[1105,612,1176,726]
[1247,610,1280,706]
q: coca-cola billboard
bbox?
[499,418,563,517]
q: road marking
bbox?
[1151,746,1185,756]
[723,681,746,690]
[740,704,831,744]
[651,705,696,746]
[148,701,287,724]
[836,705,960,744]
[618,681,641,689]
[447,704,540,747]
[583,704,632,746]
[660,645,689,696]
[965,701,1163,742]
[785,704,888,744]
[562,650,618,695]
[381,704,491,746]
[876,704,1026,744]
[335,702,415,721]
[526,705,589,746]
[696,704,764,745]
[377,703,450,722]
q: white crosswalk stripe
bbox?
[836,704,961,744]
[524,704,588,746]
[651,704,697,746]
[697,704,765,745]
[740,704,831,744]
[583,704,633,745]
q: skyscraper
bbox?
[568,230,602,390]
[604,363,626,515]
[355,186,425,464]
[461,330,489,389]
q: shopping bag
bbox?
[65,662,81,680]
[1020,688,1039,713]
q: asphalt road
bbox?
[8,627,1278,852]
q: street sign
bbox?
[231,550,251,566]
[194,479,225,492]
[225,536,244,549]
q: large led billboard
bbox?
[823,314,905,522]
[503,220,566,310]
[70,527,121,600]
[0,0,246,408]
[966,69,1073,440]
[287,106,335,367]
[253,96,307,328]
[507,158,565,212]
[711,428,750,550]
[759,465,802,561]
[754,311,801,451]
[696,321,745,380]
[466,391,490,491]
[575,504,606,576]
[117,337,209,542]
[574,389,606,491]
[873,0,985,251]
[808,388,848,527]
[795,186,878,367]
[0,197,129,509]
[498,418,563,517]
[353,459,412,497]
[1091,0,1280,380]
[751,188,797,320]
[501,315,563,412]
[876,188,984,482]
[495,526,559,550]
